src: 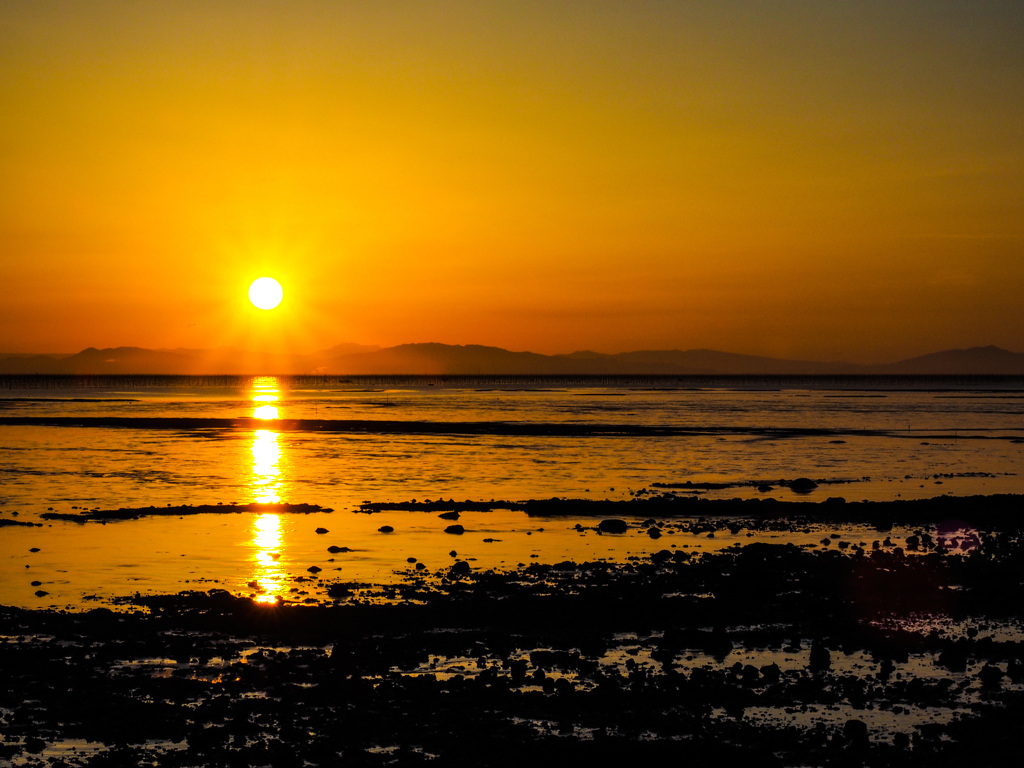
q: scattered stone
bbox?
[809,640,831,672]
[789,478,818,493]
[379,525,394,533]
[979,663,1004,686]
[844,719,869,750]
[315,527,329,534]
[598,519,628,534]
[29,547,40,552]
[438,511,460,520]
[445,524,465,535]
[34,590,48,597]
[307,566,322,574]
[327,546,353,554]
[648,526,662,539]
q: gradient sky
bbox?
[2,1,1022,362]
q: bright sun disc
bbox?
[248,277,283,310]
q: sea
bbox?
[2,374,1023,611]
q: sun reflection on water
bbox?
[249,376,285,503]
[247,377,290,601]
[250,513,286,604]
[252,376,281,420]
[253,404,279,420]
[251,430,283,503]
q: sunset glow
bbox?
[1,2,1021,361]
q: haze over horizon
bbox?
[2,2,1023,361]
[4,341,1024,377]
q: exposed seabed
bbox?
[2,494,1023,766]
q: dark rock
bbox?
[29,547,40,552]
[449,550,458,557]
[598,519,628,534]
[978,663,1004,686]
[407,557,417,563]
[1007,659,1024,684]
[415,562,426,571]
[760,663,782,682]
[438,511,460,520]
[378,525,394,533]
[307,566,322,574]
[30,580,42,587]
[789,478,818,493]
[938,645,968,672]
[757,484,773,492]
[647,526,662,539]
[327,545,352,554]
[449,561,471,577]
[809,640,831,672]
[24,737,46,754]
[34,590,48,597]
[444,524,465,535]
[314,527,329,534]
[844,719,869,750]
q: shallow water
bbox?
[2,376,1023,610]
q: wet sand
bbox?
[2,495,1023,765]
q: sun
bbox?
[248,277,284,310]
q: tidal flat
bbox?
[2,495,1024,766]
[2,377,1024,764]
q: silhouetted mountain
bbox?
[1,343,1022,376]
[317,343,381,357]
[554,349,862,375]
[326,343,572,375]
[870,346,1024,375]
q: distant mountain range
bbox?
[2,343,1023,376]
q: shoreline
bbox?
[2,514,1023,765]
[2,414,1024,441]
[9,492,1022,526]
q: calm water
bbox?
[2,375,1023,610]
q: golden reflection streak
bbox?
[252,376,281,420]
[251,429,282,503]
[253,404,279,420]
[248,376,288,603]
[250,513,286,604]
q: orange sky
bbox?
[2,1,1022,362]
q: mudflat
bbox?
[2,495,1023,766]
